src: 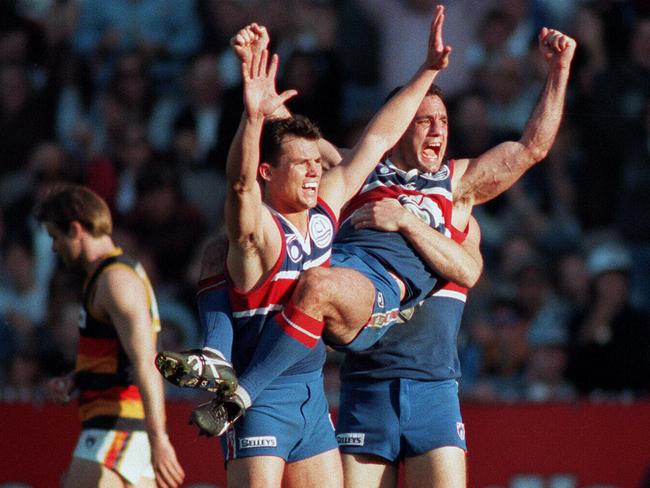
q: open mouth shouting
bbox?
[422,140,442,164]
[302,180,319,194]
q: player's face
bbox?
[265,136,322,213]
[396,95,448,173]
[45,222,81,266]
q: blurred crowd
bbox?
[0,0,649,405]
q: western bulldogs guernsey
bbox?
[228,198,337,376]
[341,223,469,382]
[336,158,454,309]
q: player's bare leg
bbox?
[226,456,285,488]
[64,458,126,488]
[284,448,343,488]
[342,453,397,488]
[403,446,466,488]
[290,266,381,345]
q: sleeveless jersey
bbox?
[335,158,454,309]
[76,252,160,430]
[228,198,337,375]
[341,223,469,381]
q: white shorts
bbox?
[72,429,155,484]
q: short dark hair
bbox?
[385,83,445,103]
[260,115,322,166]
[34,184,112,237]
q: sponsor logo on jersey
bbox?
[456,422,465,440]
[309,214,334,249]
[286,235,303,263]
[239,436,277,449]
[336,433,365,446]
[367,309,400,328]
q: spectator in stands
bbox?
[0,236,50,341]
[0,64,52,177]
[525,320,575,402]
[566,242,650,397]
[73,0,202,95]
[460,297,528,401]
[123,167,206,290]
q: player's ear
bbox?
[68,221,84,239]
[259,162,273,182]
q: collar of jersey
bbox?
[384,158,420,181]
[266,204,312,253]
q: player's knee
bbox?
[294,267,338,305]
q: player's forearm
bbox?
[225,113,265,240]
[226,112,264,192]
[328,67,440,208]
[519,64,570,164]
[365,66,439,153]
[455,66,570,206]
[134,363,170,441]
[399,214,482,288]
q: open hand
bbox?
[46,375,75,404]
[424,5,452,71]
[242,50,297,119]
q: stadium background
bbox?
[0,0,648,486]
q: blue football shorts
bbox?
[221,370,338,463]
[336,378,466,462]
[329,244,402,352]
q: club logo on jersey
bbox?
[309,214,334,249]
[78,308,87,329]
[286,235,303,263]
[456,422,465,440]
[336,433,365,446]
[84,434,96,449]
[428,164,450,181]
[239,436,277,449]
[398,194,445,229]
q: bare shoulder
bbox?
[95,264,148,314]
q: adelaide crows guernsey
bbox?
[341,223,469,381]
[76,251,160,431]
[228,198,337,376]
[335,158,454,309]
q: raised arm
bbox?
[224,50,296,288]
[352,199,483,287]
[231,23,291,119]
[320,5,452,215]
[231,24,345,168]
[452,28,576,216]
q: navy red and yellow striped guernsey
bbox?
[75,251,160,431]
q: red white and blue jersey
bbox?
[336,158,454,309]
[228,198,337,375]
[341,223,469,381]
